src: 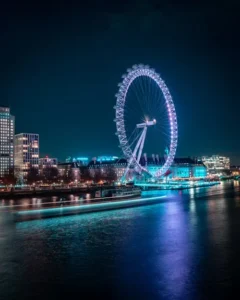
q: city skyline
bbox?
[2,2,239,163]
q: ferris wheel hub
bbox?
[136,119,156,128]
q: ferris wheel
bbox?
[114,64,178,180]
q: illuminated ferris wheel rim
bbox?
[114,64,178,177]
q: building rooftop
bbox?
[15,133,39,136]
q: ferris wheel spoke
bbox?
[143,77,151,114]
[131,81,146,117]
[154,127,171,139]
[140,78,150,114]
[124,105,142,119]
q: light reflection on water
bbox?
[1,182,240,299]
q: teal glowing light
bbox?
[97,156,118,162]
[16,195,166,218]
[72,157,89,162]
[192,166,207,178]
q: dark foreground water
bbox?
[1,181,240,299]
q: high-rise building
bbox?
[0,106,15,177]
[14,133,39,178]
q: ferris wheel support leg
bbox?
[122,127,146,180]
[136,127,147,163]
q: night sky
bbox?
[1,1,239,163]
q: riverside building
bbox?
[14,133,39,178]
[88,156,207,181]
[201,155,230,175]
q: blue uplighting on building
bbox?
[72,157,89,162]
[97,156,118,162]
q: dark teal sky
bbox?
[1,1,239,163]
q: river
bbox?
[0,181,240,299]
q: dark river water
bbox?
[1,181,240,299]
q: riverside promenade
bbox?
[0,185,116,199]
